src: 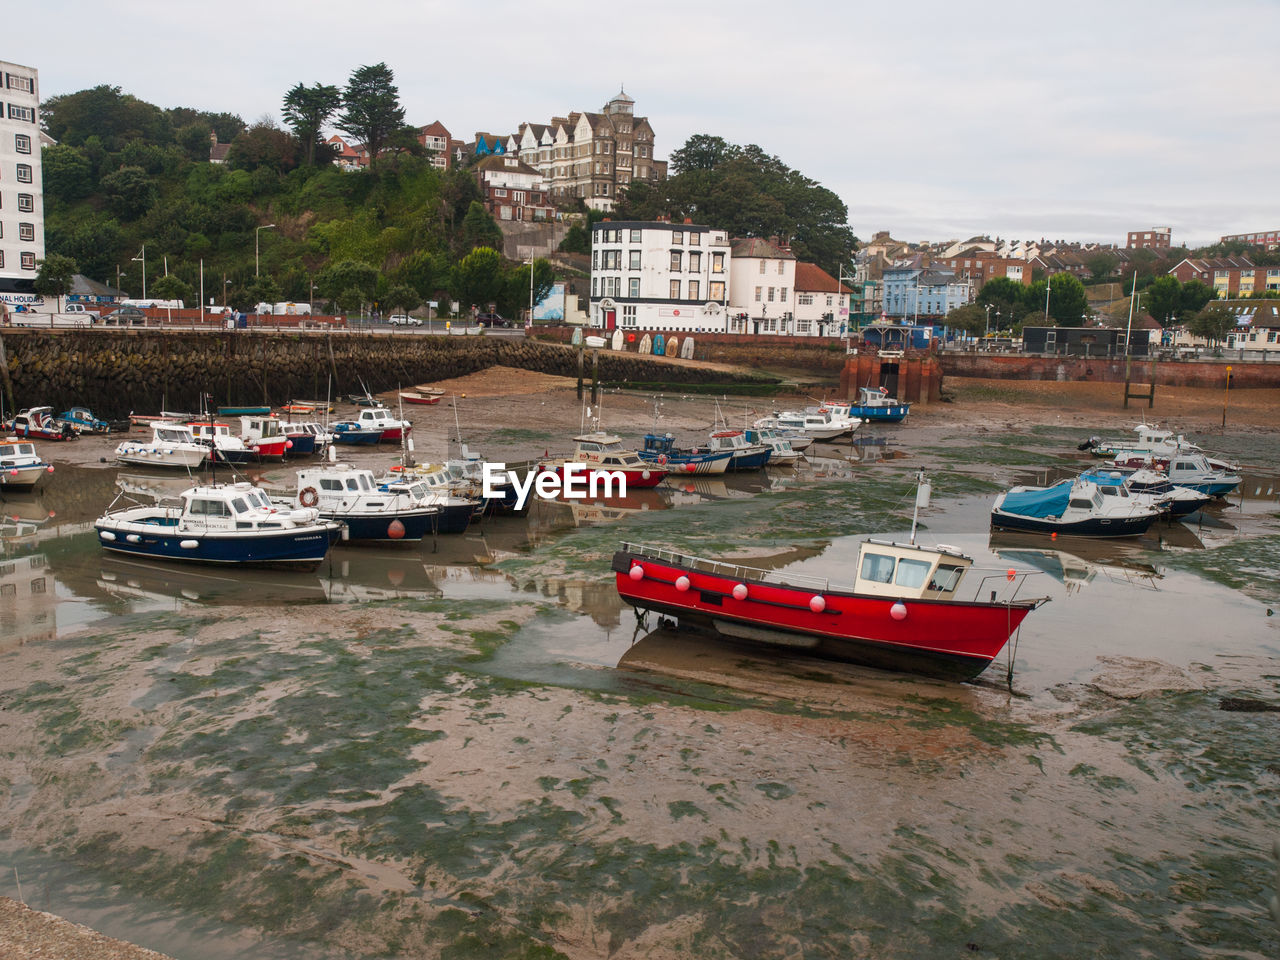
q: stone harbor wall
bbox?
[0,330,776,417]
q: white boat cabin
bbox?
[572,433,646,468]
[853,540,973,600]
[177,483,315,530]
[706,431,764,454]
[240,416,284,441]
[356,407,407,431]
[0,439,42,465]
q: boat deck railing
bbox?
[621,541,831,591]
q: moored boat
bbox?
[0,437,54,490]
[95,481,342,568]
[115,423,211,470]
[2,406,78,441]
[289,464,440,543]
[1078,465,1212,517]
[331,421,383,445]
[613,539,1049,681]
[352,405,412,442]
[399,389,445,405]
[187,420,255,465]
[698,430,771,470]
[239,415,289,461]
[58,407,130,434]
[744,428,803,466]
[845,386,911,423]
[991,477,1161,537]
[638,434,733,475]
[542,432,668,488]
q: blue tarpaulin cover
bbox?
[999,480,1072,518]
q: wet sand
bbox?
[3,371,1279,959]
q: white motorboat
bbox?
[0,437,54,490]
[288,463,440,543]
[115,423,211,470]
[991,477,1162,538]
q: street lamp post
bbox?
[984,303,992,339]
[131,245,146,300]
[1044,273,1053,321]
[255,224,276,278]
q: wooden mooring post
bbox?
[1123,356,1156,409]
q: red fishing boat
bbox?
[613,538,1048,681]
[2,407,78,441]
[540,432,668,489]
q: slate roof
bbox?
[730,237,795,260]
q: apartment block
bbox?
[0,59,42,304]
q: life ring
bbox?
[299,487,319,507]
[656,454,668,466]
[390,464,403,471]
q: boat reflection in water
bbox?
[94,547,443,608]
[988,531,1164,594]
[527,485,674,530]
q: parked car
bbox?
[476,312,511,328]
[388,314,422,326]
[63,303,101,319]
[101,306,148,326]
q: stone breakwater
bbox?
[0,330,774,417]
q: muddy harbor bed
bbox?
[1,373,1278,959]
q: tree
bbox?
[336,286,365,315]
[316,259,379,302]
[99,165,156,220]
[460,201,503,252]
[245,275,281,308]
[976,277,1024,319]
[1044,273,1089,326]
[944,303,988,338]
[1085,252,1117,280]
[40,85,171,149]
[669,134,737,174]
[504,259,555,320]
[227,122,301,173]
[282,82,342,166]
[33,254,79,311]
[385,284,420,315]
[453,247,503,310]
[40,144,94,201]
[558,224,590,255]
[1188,305,1235,344]
[1180,280,1215,316]
[150,273,194,304]
[335,63,406,165]
[1144,275,1183,326]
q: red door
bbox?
[605,310,616,330]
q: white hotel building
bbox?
[589,220,732,332]
[0,59,42,306]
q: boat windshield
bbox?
[157,428,190,442]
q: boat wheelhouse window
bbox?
[358,474,373,490]
[231,497,249,514]
[346,478,360,491]
[320,478,343,491]
[579,442,601,453]
[158,429,188,441]
[1069,498,1094,510]
[410,483,427,498]
[861,553,895,584]
[189,499,231,517]
[894,558,932,589]
[928,564,965,592]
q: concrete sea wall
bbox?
[0,330,773,417]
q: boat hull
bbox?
[849,405,910,423]
[990,509,1157,538]
[612,550,1034,681]
[726,450,771,470]
[332,429,382,445]
[400,393,443,405]
[638,450,732,475]
[284,433,317,456]
[95,521,340,569]
[115,447,211,470]
[320,509,438,543]
[0,465,49,490]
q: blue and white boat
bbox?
[991,477,1161,538]
[845,386,911,423]
[95,481,342,568]
[0,437,54,490]
[699,430,771,470]
[744,428,803,466]
[331,421,383,445]
[1159,453,1241,499]
[639,434,733,475]
[1078,465,1212,518]
[58,406,129,434]
[375,464,483,532]
[290,464,441,543]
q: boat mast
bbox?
[909,470,931,545]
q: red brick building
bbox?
[936,250,1033,289]
[1220,228,1280,250]
[1126,227,1171,250]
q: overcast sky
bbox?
[15,0,1280,249]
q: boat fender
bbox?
[684,462,696,473]
[99,530,117,541]
[628,564,644,581]
[299,487,319,507]
[180,540,200,550]
[733,583,748,600]
[890,602,907,621]
[47,465,55,473]
[675,575,691,592]
[126,534,141,543]
[809,595,826,613]
[642,470,651,480]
